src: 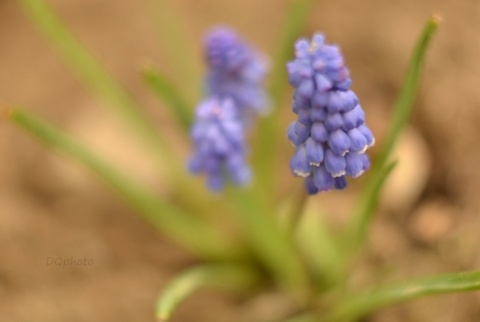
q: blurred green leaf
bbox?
[18,0,174,168]
[346,161,397,249]
[375,15,441,171]
[227,187,309,294]
[156,264,259,321]
[142,65,193,130]
[146,0,201,104]
[347,15,441,249]
[280,182,309,233]
[296,210,344,286]
[254,0,314,199]
[325,270,480,321]
[9,108,243,260]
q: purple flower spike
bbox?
[189,26,272,191]
[189,98,250,191]
[205,27,270,118]
[287,33,375,194]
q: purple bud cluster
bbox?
[287,34,374,194]
[189,98,250,191]
[205,27,270,118]
[189,27,269,191]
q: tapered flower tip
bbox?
[204,27,249,71]
[204,26,270,118]
[294,39,310,58]
[312,33,325,48]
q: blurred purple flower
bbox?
[287,34,374,194]
[189,98,251,191]
[204,27,270,118]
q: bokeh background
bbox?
[1,0,480,321]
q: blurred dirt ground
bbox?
[1,0,480,321]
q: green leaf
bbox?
[346,15,441,249]
[156,264,259,321]
[346,161,397,248]
[9,108,243,260]
[296,209,344,286]
[280,182,309,234]
[375,15,441,172]
[18,0,173,167]
[254,0,314,199]
[145,0,201,105]
[227,187,309,294]
[142,65,193,130]
[325,270,480,322]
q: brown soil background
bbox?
[1,0,480,321]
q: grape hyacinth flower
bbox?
[287,34,375,194]
[189,98,251,191]
[204,27,270,119]
[188,27,270,191]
